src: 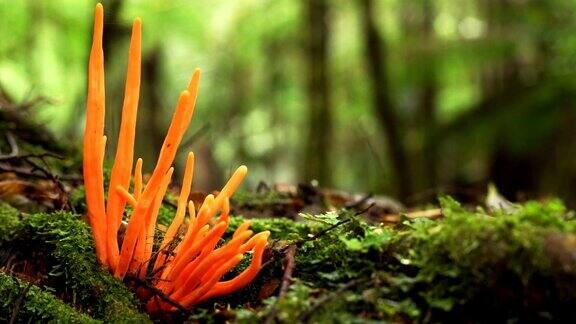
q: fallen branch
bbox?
[0,152,63,162]
[9,279,34,324]
[298,278,364,322]
[126,276,188,314]
[264,244,297,324]
[378,208,443,224]
[0,133,70,210]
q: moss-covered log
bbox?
[225,199,576,322]
[0,272,97,323]
[3,197,576,322]
[0,203,150,322]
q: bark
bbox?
[303,0,332,186]
[419,0,439,189]
[359,0,411,199]
[139,48,165,172]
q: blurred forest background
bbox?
[1,0,576,206]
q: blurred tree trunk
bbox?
[193,140,222,191]
[229,57,250,167]
[139,47,165,173]
[419,0,439,190]
[480,0,521,99]
[481,0,528,198]
[399,0,438,194]
[359,0,411,200]
[303,0,332,186]
[265,38,286,175]
[101,0,126,59]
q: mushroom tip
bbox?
[181,89,191,98]
[133,17,142,26]
[238,165,248,174]
[95,3,104,18]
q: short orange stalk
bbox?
[83,3,270,312]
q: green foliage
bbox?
[227,215,315,241]
[235,280,314,323]
[3,198,576,322]
[0,203,20,241]
[155,201,178,226]
[296,210,392,286]
[70,185,87,213]
[389,197,576,321]
[70,167,112,215]
[4,0,576,199]
[0,272,97,323]
[232,190,288,209]
[226,199,576,322]
[0,211,150,322]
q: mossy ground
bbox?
[2,192,576,322]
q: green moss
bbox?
[235,280,313,323]
[0,203,20,240]
[293,210,390,286]
[70,185,87,214]
[389,197,576,321]
[232,190,287,207]
[227,215,315,241]
[1,211,150,322]
[4,195,576,322]
[155,202,177,226]
[70,166,113,214]
[0,272,98,323]
[222,200,576,322]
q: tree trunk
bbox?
[359,0,411,200]
[139,48,165,173]
[419,0,439,189]
[303,0,332,186]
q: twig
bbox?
[378,208,443,224]
[26,158,70,210]
[278,245,297,296]
[0,135,70,210]
[5,132,18,157]
[264,244,297,324]
[58,174,82,181]
[179,123,210,151]
[298,278,364,322]
[259,240,283,270]
[262,208,372,279]
[0,86,67,154]
[0,164,53,180]
[405,208,442,219]
[295,219,350,248]
[9,279,33,324]
[0,152,63,162]
[345,193,373,209]
[162,197,177,209]
[126,276,188,313]
[292,206,372,248]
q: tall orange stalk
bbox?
[83,3,270,312]
[84,3,107,266]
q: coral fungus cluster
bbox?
[83,4,269,311]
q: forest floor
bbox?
[1,111,576,323]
